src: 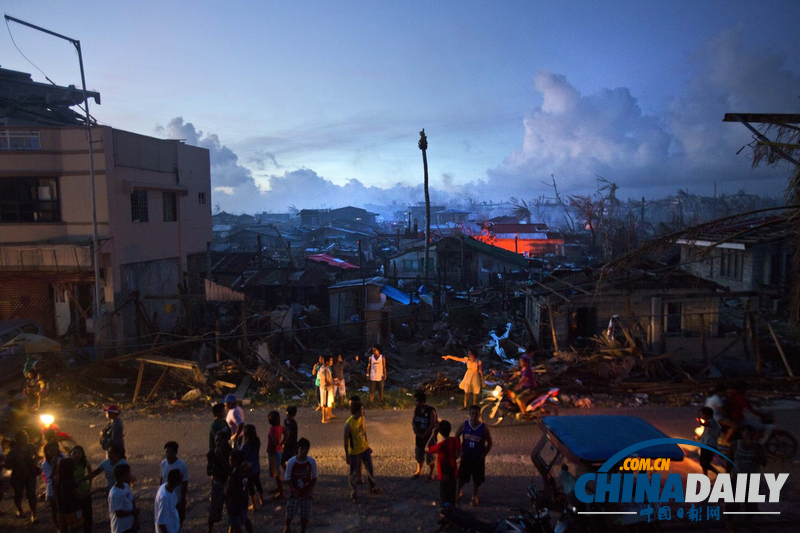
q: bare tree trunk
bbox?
[419,129,431,284]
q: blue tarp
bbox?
[541,415,685,463]
[380,284,419,305]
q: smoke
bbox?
[485,29,800,200]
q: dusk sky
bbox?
[3,1,800,213]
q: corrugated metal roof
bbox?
[307,253,359,269]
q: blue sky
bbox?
[3,1,800,213]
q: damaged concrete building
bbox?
[0,67,212,348]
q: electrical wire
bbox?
[5,18,57,85]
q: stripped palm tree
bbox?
[419,129,431,283]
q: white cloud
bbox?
[485,29,800,200]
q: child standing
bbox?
[241,424,264,510]
[281,406,299,471]
[108,463,138,533]
[426,420,461,512]
[207,432,232,533]
[698,406,721,477]
[70,446,93,533]
[267,411,285,498]
[84,444,128,492]
[209,403,230,452]
[284,438,317,533]
[55,457,82,532]
[42,438,63,528]
[225,450,254,533]
[159,441,189,526]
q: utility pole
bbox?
[5,16,102,322]
[419,129,431,286]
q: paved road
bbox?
[2,401,798,532]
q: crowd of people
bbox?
[0,343,527,533]
[0,388,495,533]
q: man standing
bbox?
[224,394,245,448]
[100,404,125,451]
[411,391,437,481]
[343,401,381,502]
[455,405,493,507]
[331,354,349,408]
[318,357,335,424]
[367,344,387,403]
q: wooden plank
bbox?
[234,375,252,400]
[766,322,794,377]
[144,368,171,403]
[135,355,198,371]
[132,360,146,404]
[532,280,570,303]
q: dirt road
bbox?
[2,402,799,532]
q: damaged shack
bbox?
[526,267,726,361]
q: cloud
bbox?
[157,117,265,212]
[485,29,800,200]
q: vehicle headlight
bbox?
[40,414,55,427]
[694,426,704,437]
[492,386,502,397]
[571,506,577,513]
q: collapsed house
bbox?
[526,267,727,362]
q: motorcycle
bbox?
[439,486,554,533]
[3,412,78,453]
[38,413,78,453]
[695,413,797,461]
[480,385,559,427]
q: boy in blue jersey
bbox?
[455,405,493,507]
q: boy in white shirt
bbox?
[160,441,189,525]
[108,463,138,533]
[154,469,182,533]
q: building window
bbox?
[163,192,177,222]
[0,176,59,222]
[720,250,743,281]
[665,302,682,333]
[131,190,148,223]
[0,130,41,151]
[198,192,206,204]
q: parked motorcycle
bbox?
[695,413,797,461]
[439,487,554,533]
[480,385,559,427]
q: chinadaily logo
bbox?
[574,438,789,522]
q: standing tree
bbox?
[419,129,431,283]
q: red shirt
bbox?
[428,436,461,480]
[728,391,753,423]
[268,425,284,453]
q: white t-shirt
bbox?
[160,458,189,501]
[99,458,129,489]
[368,355,385,381]
[704,394,726,423]
[108,482,135,533]
[226,406,245,437]
[154,483,180,533]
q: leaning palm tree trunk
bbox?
[419,129,431,284]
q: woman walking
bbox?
[442,349,484,409]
